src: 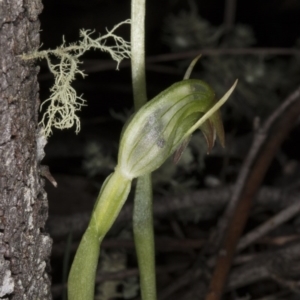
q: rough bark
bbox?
[0,0,52,299]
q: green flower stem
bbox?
[67,226,100,300]
[68,171,131,300]
[131,0,157,299]
[131,0,147,110]
[133,175,157,300]
[91,171,131,234]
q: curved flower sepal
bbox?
[174,101,225,161]
[118,78,237,179]
[173,98,225,161]
[191,98,225,155]
[173,55,227,159]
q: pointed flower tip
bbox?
[212,79,238,148]
[196,79,238,152]
[183,54,202,80]
[184,79,237,140]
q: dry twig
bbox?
[227,241,300,291]
[237,196,300,251]
[205,85,300,300]
[47,185,292,239]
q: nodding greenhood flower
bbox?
[117,78,237,179]
[68,56,237,300]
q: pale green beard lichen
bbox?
[22,20,131,137]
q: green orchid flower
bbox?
[68,57,237,300]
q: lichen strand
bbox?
[22,20,131,137]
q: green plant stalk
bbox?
[133,175,156,300]
[131,0,157,299]
[131,0,147,110]
[68,171,131,300]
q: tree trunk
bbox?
[0,0,52,299]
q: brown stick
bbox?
[204,87,300,300]
[208,85,300,253]
[237,198,300,251]
[48,185,298,239]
